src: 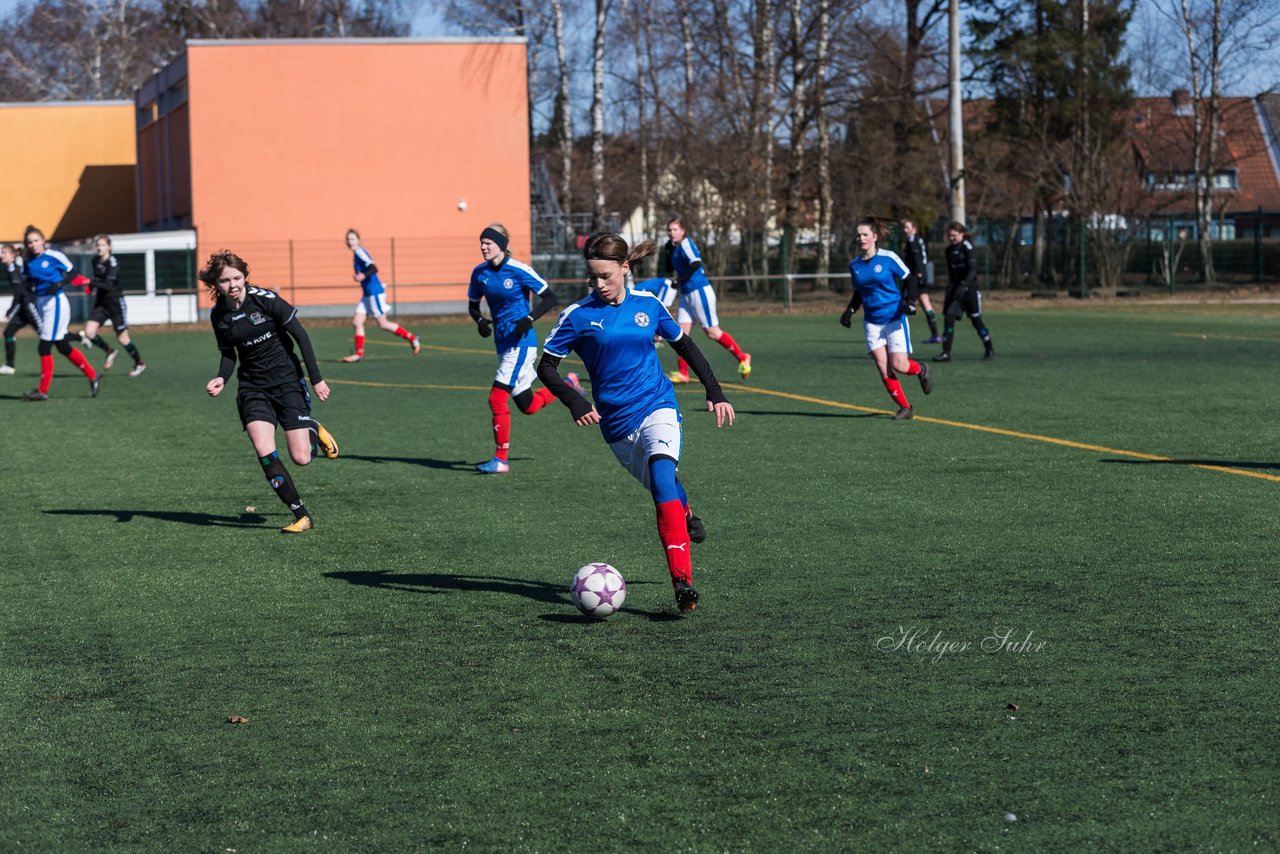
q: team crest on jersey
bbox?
[874,264,883,273]
[634,312,650,328]
[248,311,268,325]
[503,278,514,289]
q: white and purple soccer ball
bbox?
[570,563,627,618]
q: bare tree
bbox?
[550,0,573,225]
[590,0,609,230]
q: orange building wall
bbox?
[0,102,136,242]
[182,40,530,307]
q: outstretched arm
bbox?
[670,334,735,427]
[536,352,595,423]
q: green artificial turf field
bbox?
[1,305,1276,850]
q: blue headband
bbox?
[480,227,509,252]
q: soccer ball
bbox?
[570,563,627,618]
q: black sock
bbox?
[259,451,307,519]
[942,322,955,352]
[123,342,142,363]
[971,318,992,350]
[4,335,13,366]
[91,335,112,353]
[926,310,939,337]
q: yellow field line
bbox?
[718,382,1280,483]
[334,343,1280,484]
[1172,332,1280,343]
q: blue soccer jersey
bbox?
[671,237,711,293]
[26,249,74,298]
[849,250,910,325]
[543,289,684,443]
[468,258,551,350]
[353,246,385,297]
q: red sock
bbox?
[715,331,745,360]
[354,334,365,356]
[392,326,414,341]
[520,387,556,415]
[883,377,910,409]
[488,388,511,461]
[66,347,97,380]
[655,499,693,584]
[905,360,922,376]
[676,357,689,377]
[39,354,54,394]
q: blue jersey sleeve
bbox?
[655,305,682,342]
[467,268,482,302]
[508,259,549,296]
[543,304,581,358]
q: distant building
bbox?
[136,38,530,310]
[0,101,136,243]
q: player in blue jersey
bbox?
[632,276,677,309]
[664,217,753,382]
[1,243,37,376]
[839,217,933,420]
[19,225,100,401]
[537,234,735,613]
[339,228,421,362]
[933,221,994,362]
[202,250,339,534]
[467,223,563,474]
[79,235,146,377]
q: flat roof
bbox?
[186,37,526,47]
[0,100,133,109]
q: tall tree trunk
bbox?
[591,0,608,231]
[782,0,808,276]
[1180,0,1220,284]
[816,0,832,288]
[629,0,651,244]
[552,0,572,233]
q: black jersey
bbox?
[904,233,928,285]
[211,287,323,389]
[944,239,977,290]
[92,254,121,297]
[5,260,26,300]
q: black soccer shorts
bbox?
[236,380,313,432]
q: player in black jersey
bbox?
[933,221,994,362]
[901,218,941,343]
[202,250,339,534]
[1,243,36,376]
[80,235,146,376]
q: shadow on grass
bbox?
[325,569,664,618]
[45,508,269,527]
[340,454,480,472]
[733,409,879,419]
[1100,458,1280,471]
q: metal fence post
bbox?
[784,273,793,310]
[1168,216,1175,294]
[1257,206,1264,284]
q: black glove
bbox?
[513,316,534,337]
[905,301,918,316]
[476,318,492,338]
[839,308,853,328]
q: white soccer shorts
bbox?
[354,293,389,318]
[35,293,70,342]
[864,317,912,354]
[675,286,719,329]
[608,407,683,490]
[494,344,538,395]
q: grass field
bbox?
[1,304,1277,850]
